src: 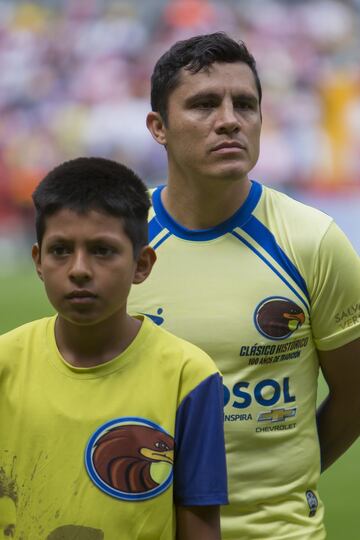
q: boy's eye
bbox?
[50,245,70,256]
[92,245,115,257]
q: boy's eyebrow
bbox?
[44,234,70,242]
[44,233,123,244]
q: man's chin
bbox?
[208,167,250,182]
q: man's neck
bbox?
[54,314,141,368]
[162,175,251,230]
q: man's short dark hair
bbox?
[150,32,262,124]
[32,157,150,257]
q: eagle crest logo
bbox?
[254,296,305,340]
[85,417,174,501]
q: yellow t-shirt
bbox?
[128,180,360,540]
[0,316,227,539]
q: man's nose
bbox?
[69,250,92,282]
[215,102,240,134]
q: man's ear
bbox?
[32,243,43,281]
[146,112,167,146]
[133,246,156,285]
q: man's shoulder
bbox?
[256,184,334,249]
[261,184,332,229]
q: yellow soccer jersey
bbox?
[128,181,360,540]
[0,316,227,539]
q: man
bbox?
[128,32,360,539]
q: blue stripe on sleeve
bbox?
[241,216,310,304]
[174,372,228,506]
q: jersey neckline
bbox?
[46,315,153,379]
[151,180,262,241]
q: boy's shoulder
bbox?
[144,315,217,368]
[0,317,53,362]
[142,316,220,401]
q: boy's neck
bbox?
[54,314,141,368]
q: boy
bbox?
[0,157,227,539]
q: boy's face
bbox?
[32,209,154,327]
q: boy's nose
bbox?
[69,251,92,282]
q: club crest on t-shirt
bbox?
[85,417,174,501]
[254,296,305,340]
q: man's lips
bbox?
[211,141,246,152]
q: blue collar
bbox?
[151,180,262,241]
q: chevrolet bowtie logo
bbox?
[257,407,297,423]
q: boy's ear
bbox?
[146,112,167,146]
[133,246,156,285]
[32,243,43,281]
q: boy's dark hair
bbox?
[32,157,150,257]
[151,32,262,124]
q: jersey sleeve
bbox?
[173,372,228,506]
[310,221,360,351]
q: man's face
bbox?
[0,496,16,538]
[32,209,143,327]
[149,62,261,183]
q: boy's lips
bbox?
[65,290,98,303]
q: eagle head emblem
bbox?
[85,418,174,501]
[254,297,305,340]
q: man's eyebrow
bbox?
[184,90,258,105]
[184,91,220,105]
[233,92,258,102]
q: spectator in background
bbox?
[1,0,360,215]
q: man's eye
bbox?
[196,101,215,109]
[235,101,255,111]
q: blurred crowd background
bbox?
[0,3,359,536]
[0,0,360,266]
